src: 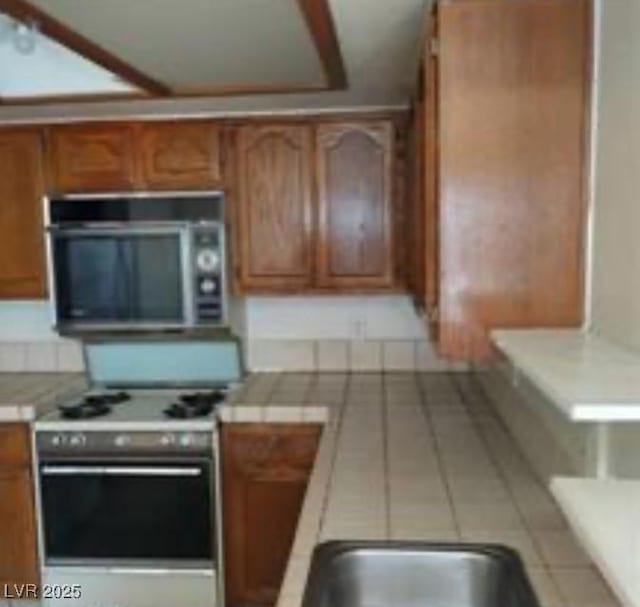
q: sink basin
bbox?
[302,541,541,607]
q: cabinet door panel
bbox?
[316,122,394,288]
[49,125,136,192]
[437,0,588,360]
[222,424,321,607]
[0,131,46,298]
[139,122,220,189]
[0,433,38,588]
[237,126,313,291]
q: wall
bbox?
[590,0,640,349]
[0,296,460,374]
[245,295,463,372]
[0,301,84,372]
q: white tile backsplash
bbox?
[56,340,85,372]
[317,340,349,371]
[0,339,84,373]
[350,340,383,371]
[383,341,416,371]
[26,342,57,371]
[245,339,459,372]
[248,340,316,372]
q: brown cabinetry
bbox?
[410,0,589,361]
[221,424,321,607]
[236,125,314,291]
[49,124,137,192]
[235,120,398,294]
[138,122,220,189]
[0,131,46,298]
[0,424,39,587]
[48,121,221,193]
[316,122,394,289]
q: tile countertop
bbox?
[0,372,87,422]
[252,371,623,607]
[492,328,640,422]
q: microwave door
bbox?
[50,227,187,329]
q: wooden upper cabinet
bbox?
[236,125,314,291]
[49,124,137,193]
[316,122,394,289]
[138,122,220,189]
[0,131,46,298]
[436,0,588,360]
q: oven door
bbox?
[39,458,214,568]
[48,224,193,331]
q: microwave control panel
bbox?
[192,225,226,324]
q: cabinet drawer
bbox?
[225,424,321,474]
[0,424,30,467]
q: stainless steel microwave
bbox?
[45,192,228,332]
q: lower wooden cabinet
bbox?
[0,424,39,587]
[221,424,321,607]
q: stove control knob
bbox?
[160,433,176,447]
[50,433,64,447]
[69,433,86,447]
[114,434,130,448]
[179,433,195,447]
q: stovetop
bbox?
[35,386,233,432]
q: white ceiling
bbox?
[26,0,325,88]
[0,0,428,122]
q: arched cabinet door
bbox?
[236,125,314,292]
[315,121,395,289]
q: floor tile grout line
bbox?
[416,372,462,540]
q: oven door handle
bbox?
[41,466,203,477]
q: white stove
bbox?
[33,386,231,607]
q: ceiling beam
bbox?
[0,0,172,96]
[296,0,347,90]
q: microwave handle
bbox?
[41,465,202,477]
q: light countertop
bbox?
[265,371,621,607]
[551,477,640,607]
[492,329,640,422]
[0,372,87,422]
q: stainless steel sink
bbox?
[302,542,541,607]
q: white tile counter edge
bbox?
[551,476,640,607]
[492,329,640,422]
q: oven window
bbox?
[53,233,184,325]
[40,460,213,564]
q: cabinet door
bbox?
[138,122,220,189]
[437,0,588,360]
[49,124,137,192]
[222,424,321,607]
[0,426,38,587]
[236,126,314,292]
[0,131,46,298]
[316,122,394,289]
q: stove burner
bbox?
[164,390,225,419]
[58,392,130,420]
[179,390,226,406]
[83,392,130,406]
